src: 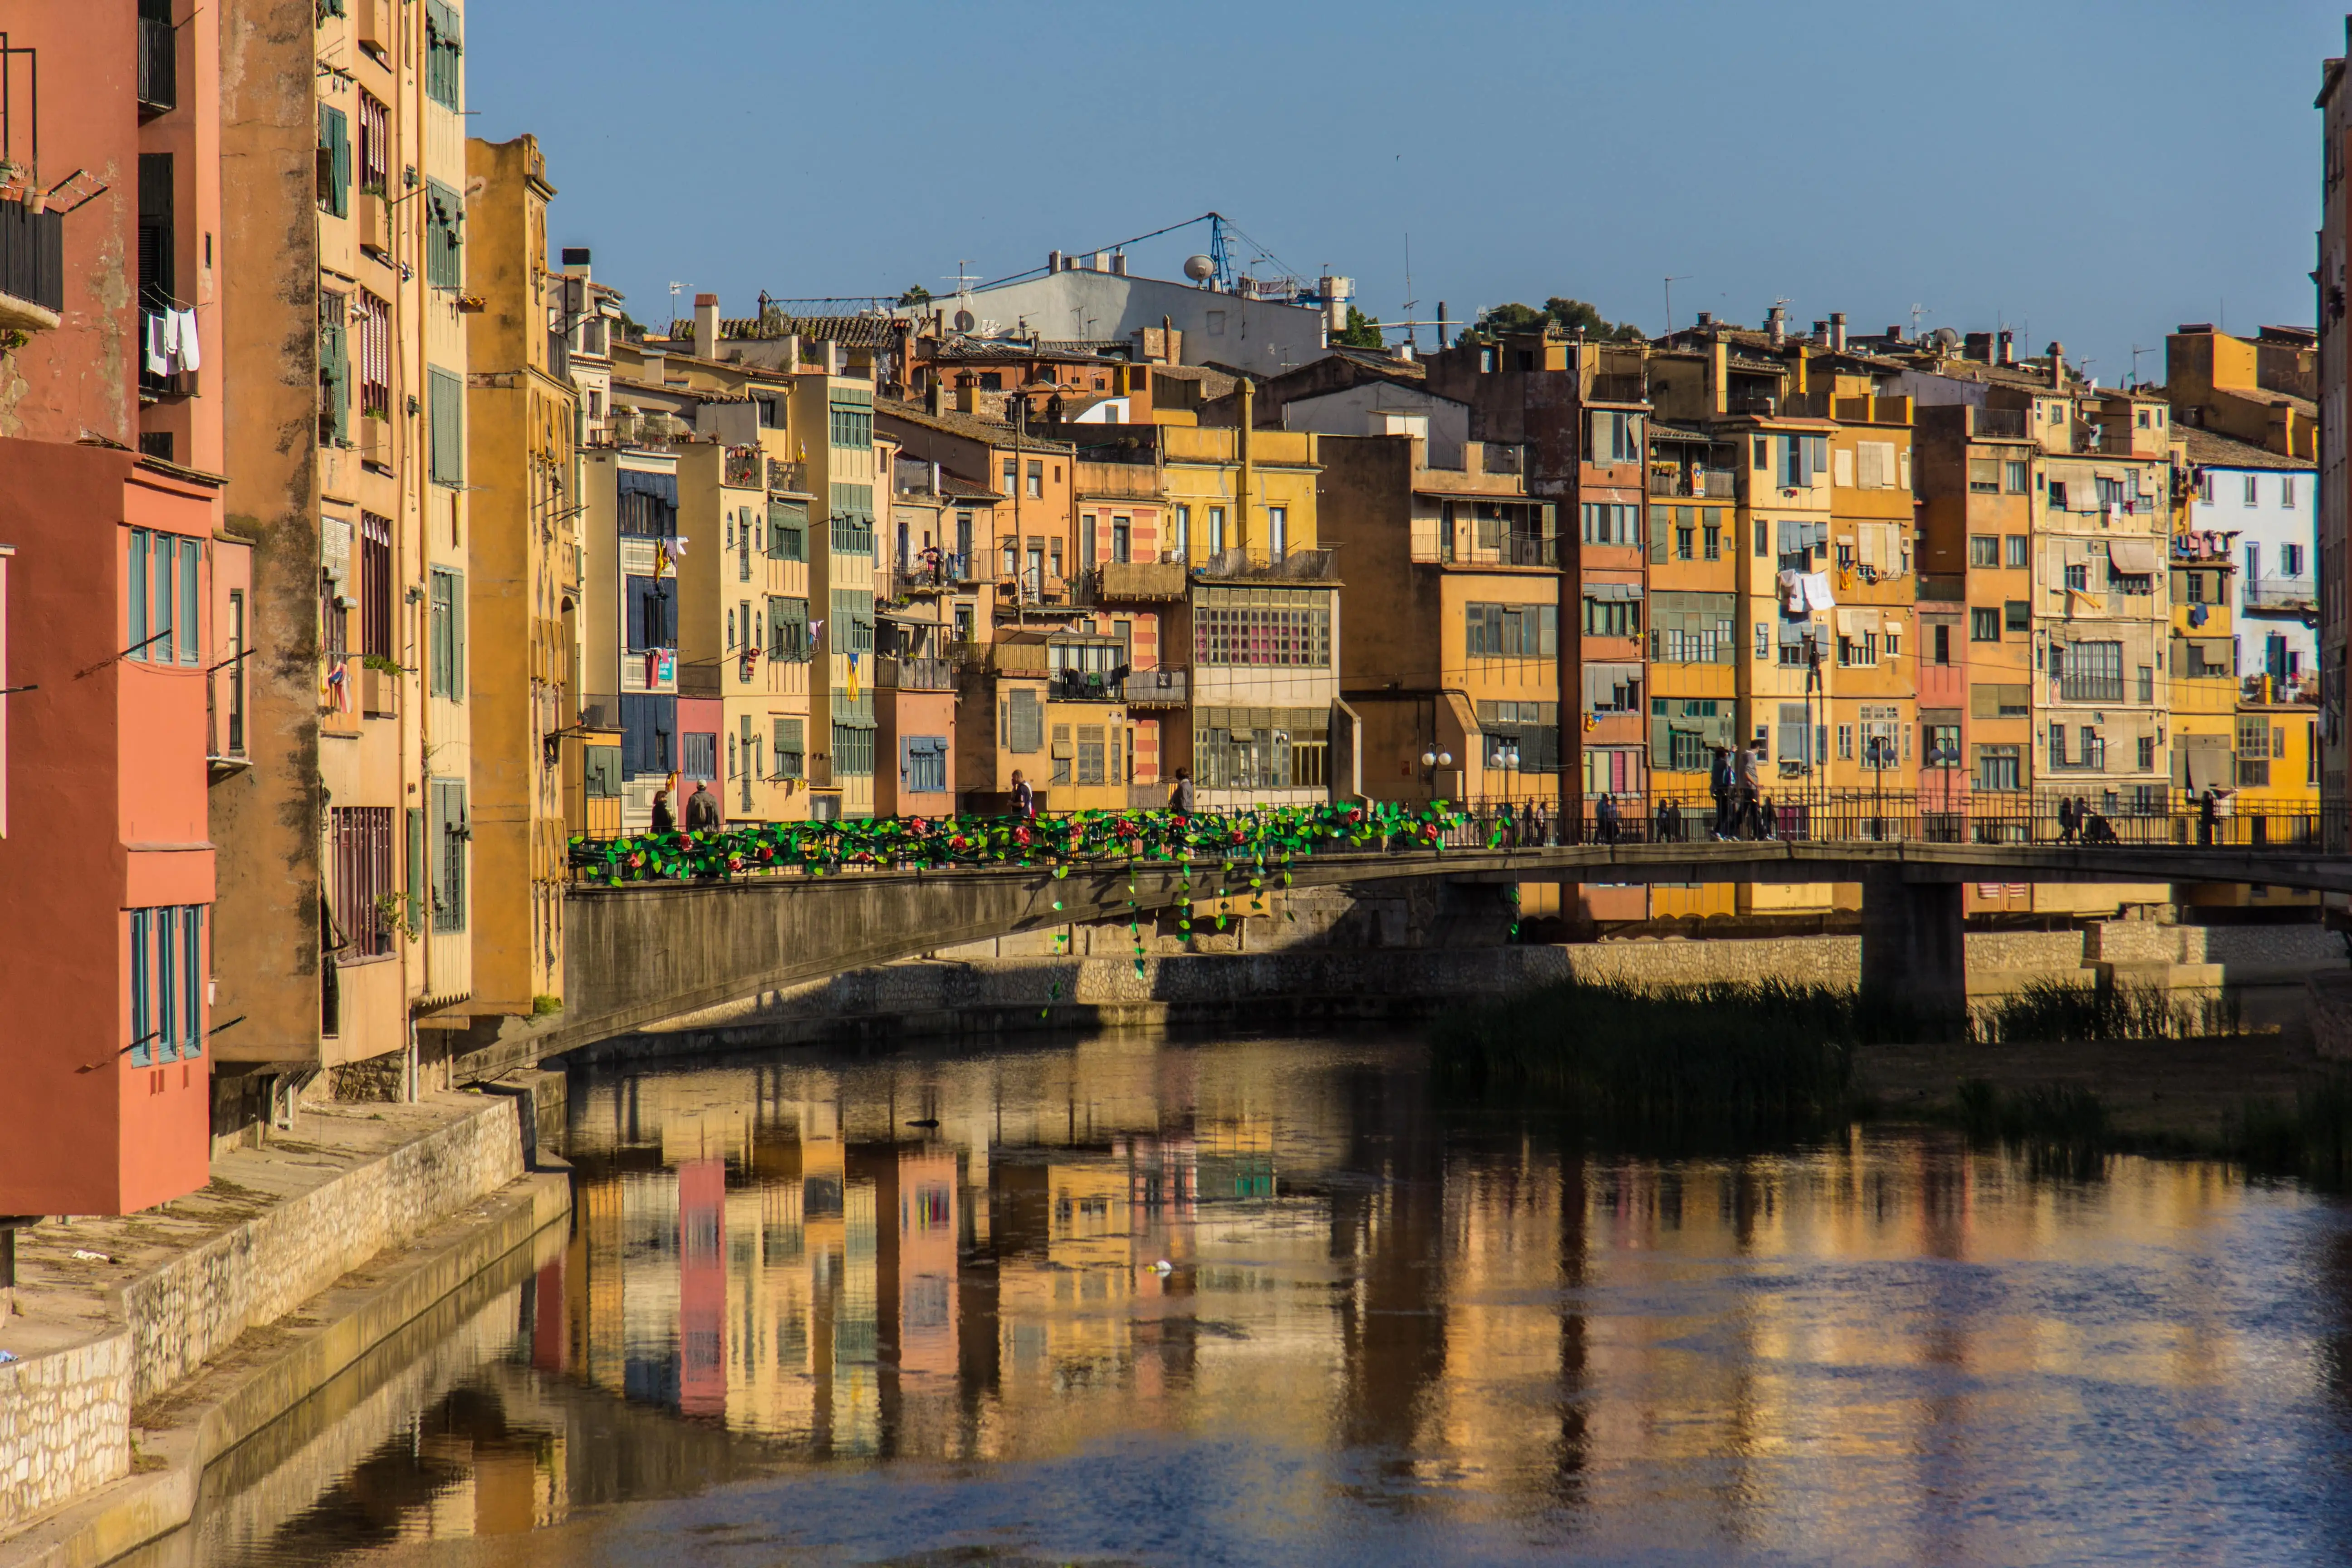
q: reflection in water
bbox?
[133,1034,2352,1566]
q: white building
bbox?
[2184,428,2317,697]
[948,257,1333,380]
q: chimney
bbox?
[1830,312,1847,351]
[1436,301,1450,349]
[1110,250,1128,277]
[1695,310,1713,328]
[1767,305,1787,347]
[1092,250,1111,273]
[2048,342,2067,387]
[820,338,841,376]
[1048,249,1063,274]
[1812,319,1830,347]
[1997,328,2015,366]
[1965,331,1993,363]
[1887,324,1906,343]
[561,246,592,279]
[693,293,720,359]
[926,379,942,415]
[1709,337,1729,416]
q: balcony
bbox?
[1586,372,1646,404]
[767,457,810,495]
[1970,407,2028,439]
[1123,668,1188,705]
[1049,667,1125,703]
[882,556,963,598]
[2244,576,2316,612]
[725,445,762,488]
[0,196,64,330]
[877,655,955,691]
[1195,544,1340,583]
[1650,468,1735,498]
[1093,559,1188,601]
[137,16,177,116]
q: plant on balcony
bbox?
[361,653,406,673]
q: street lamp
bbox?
[1420,748,1454,799]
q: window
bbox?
[1702,518,1720,559]
[1467,601,1562,658]
[1975,744,2021,792]
[680,730,718,781]
[331,806,396,960]
[833,722,876,777]
[1926,724,1961,768]
[769,500,807,560]
[2244,475,2260,507]
[1676,521,1695,559]
[427,366,463,485]
[2056,640,2124,703]
[427,567,465,697]
[356,290,391,422]
[772,718,805,779]
[424,179,462,289]
[1755,623,1769,661]
[1025,460,1043,498]
[1208,506,1227,557]
[1076,724,1107,784]
[1579,502,1640,545]
[429,779,466,931]
[1837,724,1854,760]
[127,903,207,1066]
[1932,622,1951,665]
[1588,409,1643,464]
[1111,515,1131,563]
[1970,606,2001,641]
[2284,543,2308,577]
[1754,519,1770,557]
[360,513,392,657]
[1969,536,1999,568]
[1583,596,1639,637]
[1969,458,1999,494]
[828,485,875,554]
[2139,735,2157,771]
[2006,535,2029,568]
[2047,481,2069,510]
[830,588,875,653]
[1194,586,1335,667]
[1970,683,2032,719]
[318,292,349,446]
[1004,687,1044,754]
[225,589,246,753]
[316,106,350,219]
[356,91,390,199]
[127,530,200,665]
[2005,461,2029,493]
[2065,563,2089,593]
[424,0,463,108]
[903,735,947,794]
[584,744,622,797]
[2004,600,2030,632]
[766,595,808,659]
[2283,476,2299,509]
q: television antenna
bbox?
[1662,275,1690,335]
[1401,231,1417,351]
[1909,303,1931,338]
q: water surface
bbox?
[128,1032,2352,1565]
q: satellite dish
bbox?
[1182,254,1217,282]
[1931,326,1961,348]
[953,309,975,331]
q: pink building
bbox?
[0,1,246,1215]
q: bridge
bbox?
[448,829,2352,1081]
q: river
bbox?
[119,1031,2352,1566]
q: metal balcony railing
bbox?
[877,655,955,691]
[2244,576,2317,611]
[1122,668,1188,705]
[1970,407,2028,439]
[138,16,177,114]
[0,196,64,315]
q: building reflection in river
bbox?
[549,1032,2341,1563]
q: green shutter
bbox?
[427,366,462,485]
[318,107,350,219]
[424,179,461,288]
[128,529,150,659]
[180,538,201,665]
[320,314,349,445]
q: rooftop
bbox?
[875,397,1078,453]
[2180,426,2315,472]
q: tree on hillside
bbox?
[898,284,933,308]
[1333,305,1385,349]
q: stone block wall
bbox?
[123,1094,524,1406]
[0,1334,131,1536]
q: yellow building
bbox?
[1821,390,1917,798]
[462,134,576,1014]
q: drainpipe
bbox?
[1237,378,1254,560]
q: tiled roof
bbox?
[1648,420,1716,443]
[717,312,902,348]
[2180,426,2314,471]
[874,397,1077,452]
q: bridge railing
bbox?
[1450,789,2332,853]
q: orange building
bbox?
[0,1,246,1214]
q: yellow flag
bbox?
[846,651,862,702]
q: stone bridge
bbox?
[444,840,2352,1079]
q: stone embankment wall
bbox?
[0,1094,528,1537]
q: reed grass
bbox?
[1967,979,2244,1045]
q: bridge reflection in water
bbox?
[145,1033,2352,1566]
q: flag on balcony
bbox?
[846,652,861,702]
[326,661,351,713]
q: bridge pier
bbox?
[1860,872,1966,1025]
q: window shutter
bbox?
[179,538,201,664]
[428,367,463,485]
[128,530,151,658]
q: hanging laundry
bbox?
[170,308,201,372]
[1777,568,1805,613]
[143,312,171,377]
[1800,572,1836,612]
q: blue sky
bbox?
[470,1,2341,382]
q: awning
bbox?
[2108,538,2159,574]
[2183,738,2230,790]
[1586,582,1643,601]
[618,470,679,506]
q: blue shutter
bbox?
[183,906,206,1057]
[128,530,150,658]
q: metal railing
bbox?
[2244,576,2317,611]
[1970,407,2028,439]
[1446,787,2331,853]
[138,16,176,113]
[1650,469,1736,498]
[1123,668,1188,704]
[0,196,63,314]
[1587,373,1646,403]
[768,458,810,494]
[877,655,955,691]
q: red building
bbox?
[0,2,246,1215]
